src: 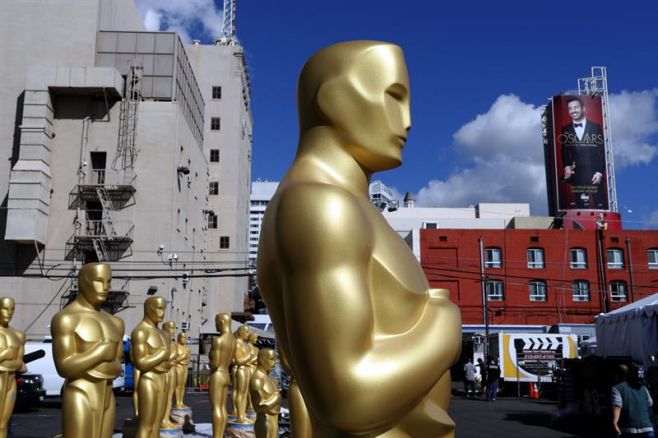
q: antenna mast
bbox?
[217,0,239,45]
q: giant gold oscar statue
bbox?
[257,41,462,437]
[209,313,236,438]
[232,325,252,423]
[51,263,124,438]
[174,331,191,409]
[131,297,170,438]
[249,349,280,438]
[246,332,259,411]
[161,321,180,430]
[0,298,25,438]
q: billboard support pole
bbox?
[578,66,618,213]
[479,237,489,358]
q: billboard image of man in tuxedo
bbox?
[560,96,607,209]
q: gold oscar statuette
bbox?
[0,298,25,438]
[131,296,170,438]
[161,321,180,430]
[246,332,259,411]
[257,41,462,437]
[51,263,125,438]
[174,331,190,410]
[232,325,252,423]
[249,349,280,438]
[209,313,236,438]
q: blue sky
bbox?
[135,0,658,229]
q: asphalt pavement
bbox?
[10,391,593,438]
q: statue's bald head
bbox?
[296,41,411,172]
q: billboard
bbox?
[498,333,578,383]
[548,95,609,211]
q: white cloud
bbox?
[135,0,223,42]
[609,89,658,168]
[416,91,658,214]
[417,94,548,214]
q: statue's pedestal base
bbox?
[225,419,256,438]
[159,427,183,438]
[170,407,195,434]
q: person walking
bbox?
[486,359,501,402]
[476,357,487,398]
[463,359,477,399]
[612,364,654,438]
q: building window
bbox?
[211,117,221,131]
[527,248,545,269]
[607,248,624,269]
[610,281,628,302]
[572,280,590,302]
[209,181,219,195]
[212,86,222,99]
[529,280,547,302]
[219,236,230,249]
[649,249,658,269]
[485,280,504,301]
[207,212,217,229]
[570,248,587,269]
[484,247,502,268]
[210,149,220,162]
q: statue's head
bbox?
[258,348,277,372]
[297,41,411,173]
[0,297,15,325]
[163,321,176,334]
[215,312,231,333]
[78,262,111,308]
[144,296,166,324]
[178,331,187,344]
[236,325,250,340]
[249,332,258,345]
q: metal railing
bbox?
[83,169,136,186]
[81,220,134,238]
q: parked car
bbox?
[15,373,46,411]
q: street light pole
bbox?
[479,237,489,358]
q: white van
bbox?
[25,340,125,396]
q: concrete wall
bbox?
[186,43,252,313]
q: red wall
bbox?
[420,229,658,325]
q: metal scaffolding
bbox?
[577,66,618,213]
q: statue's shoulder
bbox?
[107,313,125,333]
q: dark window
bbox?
[211,117,221,131]
[209,181,219,195]
[529,280,547,301]
[570,248,587,269]
[572,280,590,302]
[220,236,230,249]
[607,248,624,269]
[212,86,222,99]
[610,281,627,302]
[210,149,220,162]
[484,247,502,268]
[527,248,545,269]
[207,212,217,229]
[485,280,504,301]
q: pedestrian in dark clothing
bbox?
[476,357,487,397]
[486,359,501,402]
[612,364,654,438]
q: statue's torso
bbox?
[133,324,168,374]
[0,327,24,372]
[69,311,122,379]
[211,333,235,372]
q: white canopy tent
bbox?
[595,293,658,369]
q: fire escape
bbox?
[62,62,142,313]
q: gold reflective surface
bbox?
[161,321,179,429]
[51,263,124,438]
[0,297,25,438]
[232,325,251,423]
[174,331,190,409]
[246,332,259,410]
[257,41,462,437]
[249,349,280,438]
[208,313,236,437]
[130,296,169,438]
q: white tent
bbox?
[595,293,658,369]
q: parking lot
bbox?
[8,391,601,438]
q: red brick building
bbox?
[420,228,658,325]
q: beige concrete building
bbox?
[0,0,251,341]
